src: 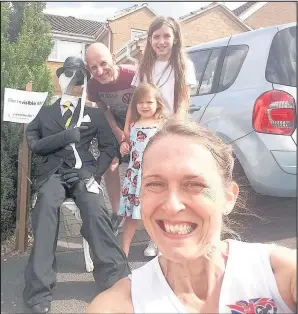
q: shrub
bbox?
[1,2,53,241]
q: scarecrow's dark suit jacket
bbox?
[26,98,116,191]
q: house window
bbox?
[131,28,146,40]
[59,40,83,61]
[85,44,91,57]
[48,39,91,62]
[49,39,58,60]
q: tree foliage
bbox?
[1,2,54,240]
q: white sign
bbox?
[3,88,48,124]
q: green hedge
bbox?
[1,2,53,241]
[1,120,23,240]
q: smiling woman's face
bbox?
[141,135,238,262]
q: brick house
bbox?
[115,1,296,64]
[45,2,296,93]
[45,14,103,96]
[116,2,251,64]
[96,3,156,54]
[179,2,251,47]
[234,1,297,29]
[46,3,156,95]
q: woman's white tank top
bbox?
[130,240,293,313]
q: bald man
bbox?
[86,43,136,233]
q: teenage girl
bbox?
[124,16,197,256]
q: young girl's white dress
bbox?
[118,124,158,219]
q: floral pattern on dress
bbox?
[118,125,158,219]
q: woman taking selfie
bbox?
[88,119,296,314]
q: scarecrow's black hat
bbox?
[56,56,91,86]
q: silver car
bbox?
[187,23,296,197]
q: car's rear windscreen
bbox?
[266,26,296,87]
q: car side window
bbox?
[188,49,211,96]
[218,45,248,92]
[266,26,296,87]
[199,48,221,95]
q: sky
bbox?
[44,1,247,21]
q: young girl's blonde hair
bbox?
[137,16,188,113]
[130,83,165,121]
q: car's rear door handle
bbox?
[189,106,201,114]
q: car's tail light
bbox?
[253,90,296,135]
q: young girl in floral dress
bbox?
[118,83,165,257]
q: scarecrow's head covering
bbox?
[56,56,91,86]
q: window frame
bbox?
[131,28,147,40]
[217,44,249,93]
[198,47,223,96]
[189,47,226,97]
[188,43,250,97]
[188,48,211,96]
[265,26,296,87]
[48,39,90,62]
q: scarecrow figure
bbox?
[23,57,130,313]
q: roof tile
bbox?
[45,14,103,38]
[233,2,257,17]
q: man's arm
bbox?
[26,113,80,155]
[96,100,125,143]
[95,109,117,178]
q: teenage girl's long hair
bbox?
[138,16,188,113]
[130,83,165,122]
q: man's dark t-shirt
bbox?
[87,64,136,127]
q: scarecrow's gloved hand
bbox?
[63,124,88,144]
[62,168,93,185]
